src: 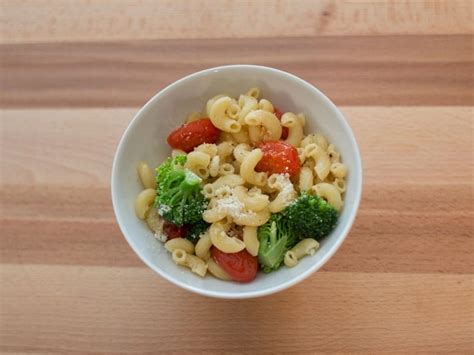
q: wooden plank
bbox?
[1,200,472,273]
[0,265,472,353]
[0,0,472,44]
[0,107,472,273]
[2,107,472,187]
[0,35,472,108]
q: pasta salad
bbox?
[134,88,347,282]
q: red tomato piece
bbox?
[211,247,258,283]
[256,141,300,177]
[273,107,289,140]
[163,221,189,240]
[167,118,220,153]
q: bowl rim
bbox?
[111,64,363,299]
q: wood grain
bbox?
[2,107,471,186]
[1,265,472,353]
[1,35,473,108]
[1,1,473,352]
[0,0,472,44]
[1,107,472,274]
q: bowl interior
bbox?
[112,65,362,298]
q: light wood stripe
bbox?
[0,0,472,44]
[1,107,471,186]
[0,35,472,108]
[0,265,472,352]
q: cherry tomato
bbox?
[167,118,220,152]
[163,221,189,240]
[274,107,289,140]
[256,141,300,177]
[211,247,258,283]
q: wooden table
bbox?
[1,1,473,353]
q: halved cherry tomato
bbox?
[167,118,220,152]
[163,221,189,240]
[274,107,289,140]
[256,141,300,177]
[211,247,258,283]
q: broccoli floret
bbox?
[185,220,210,244]
[286,193,338,240]
[257,193,339,273]
[154,156,208,226]
[257,214,297,273]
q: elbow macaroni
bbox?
[209,222,246,253]
[312,183,343,211]
[234,186,269,211]
[243,226,259,256]
[240,148,267,186]
[299,167,314,192]
[165,238,195,254]
[172,249,207,277]
[244,110,282,143]
[258,98,274,112]
[281,112,304,147]
[304,143,331,181]
[209,96,241,133]
[233,208,270,227]
[284,238,320,267]
[134,188,156,220]
[237,95,258,124]
[185,151,211,178]
[195,232,213,260]
[135,87,348,281]
[246,87,260,99]
[330,162,347,178]
[137,161,156,189]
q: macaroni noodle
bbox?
[209,96,241,133]
[312,183,343,211]
[209,222,246,253]
[137,161,156,189]
[195,232,213,260]
[281,112,304,147]
[244,110,282,143]
[240,148,267,186]
[165,238,195,254]
[134,188,156,220]
[172,249,207,277]
[243,226,259,256]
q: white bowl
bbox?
[111,65,362,299]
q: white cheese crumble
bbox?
[274,173,296,207]
[154,231,167,243]
[214,192,245,218]
[149,213,167,242]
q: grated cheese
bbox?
[274,173,296,207]
[214,192,245,218]
[149,214,167,242]
[154,231,167,243]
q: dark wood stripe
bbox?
[1,35,472,107]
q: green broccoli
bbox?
[185,220,210,244]
[286,193,338,240]
[257,214,297,273]
[154,155,208,226]
[257,193,338,273]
